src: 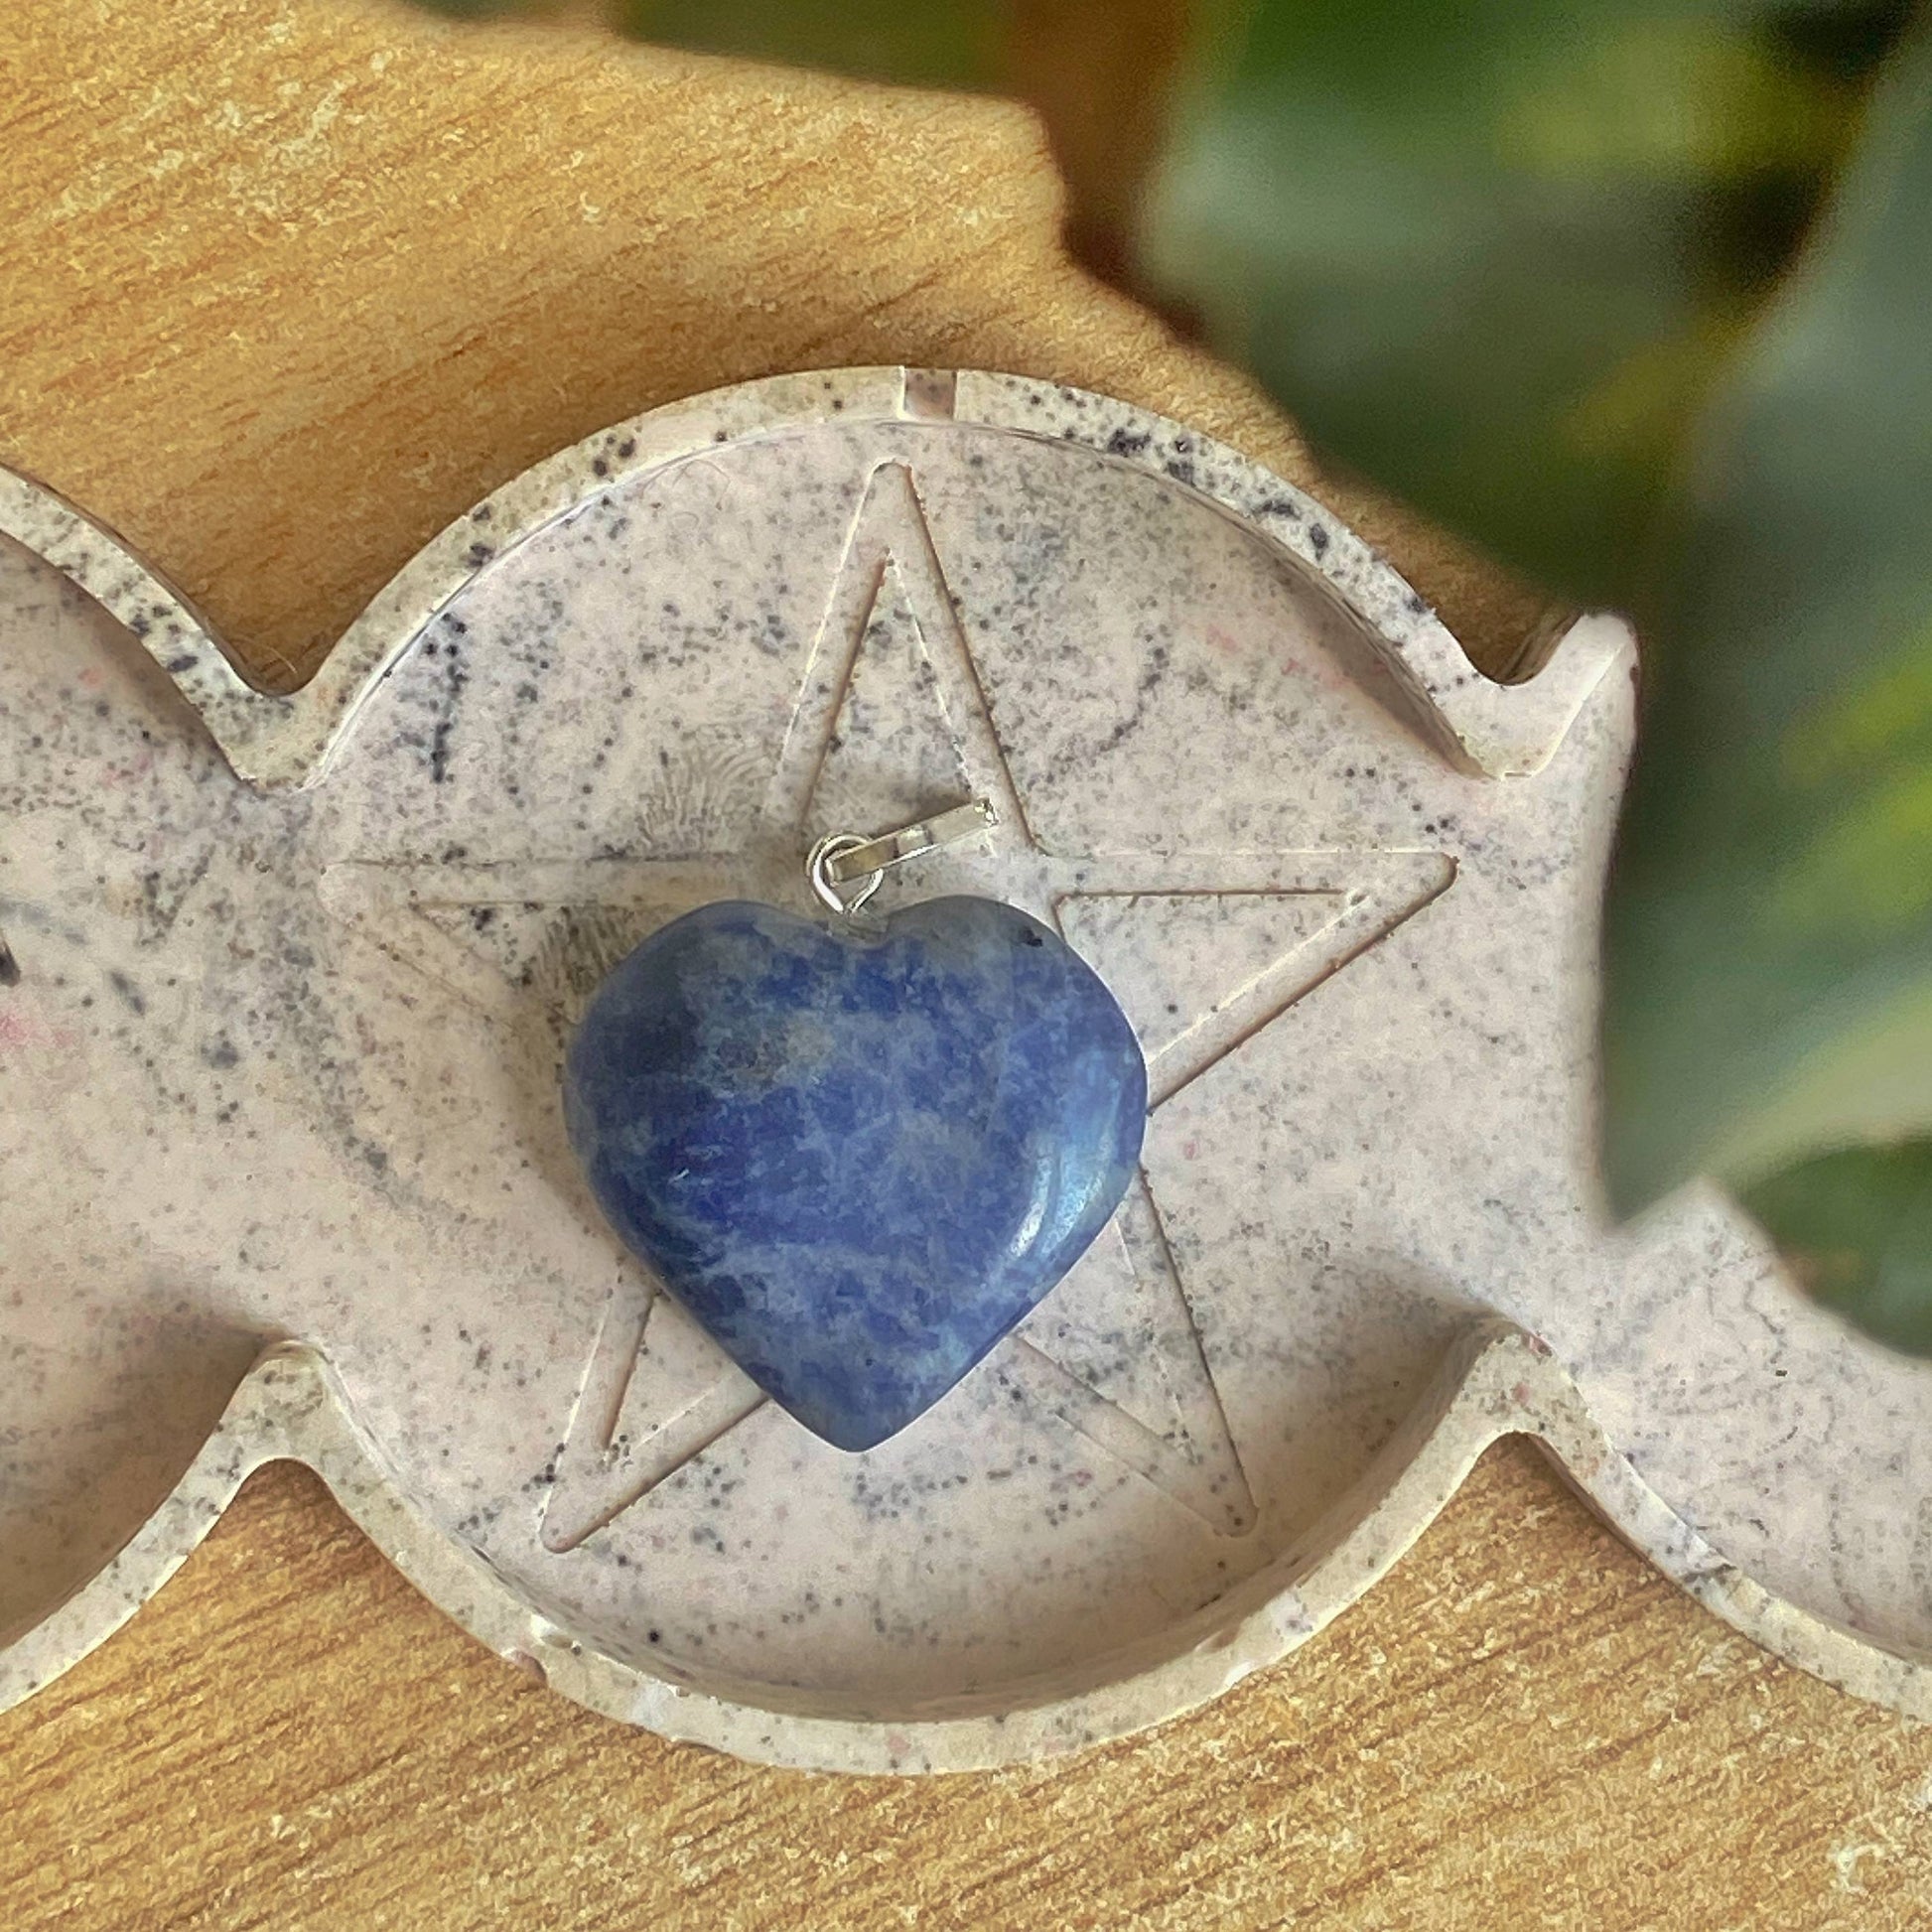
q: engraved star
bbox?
[320,459,1451,1547]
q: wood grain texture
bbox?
[0,3,1927,1925]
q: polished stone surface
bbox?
[565,897,1148,1449]
[6,370,1928,1771]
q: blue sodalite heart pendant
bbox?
[562,822,1147,1451]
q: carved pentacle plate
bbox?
[2,369,1927,1772]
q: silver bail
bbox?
[807,798,998,915]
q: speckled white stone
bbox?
[1,367,1926,1774]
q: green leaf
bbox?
[1741,1141,1932,1354]
[1134,1,1878,605]
[1601,23,1932,1278]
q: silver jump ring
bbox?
[808,832,882,916]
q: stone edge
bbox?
[3,371,1924,1770]
[3,1330,1926,1775]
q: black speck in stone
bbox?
[466,541,494,567]
[0,938,18,988]
[1309,524,1330,556]
[617,438,636,458]
[164,653,198,675]
[107,969,146,1016]
[593,457,610,478]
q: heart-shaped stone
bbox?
[563,896,1148,1449]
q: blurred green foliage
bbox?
[1744,1141,1932,1352]
[408,0,1932,1354]
[1138,3,1870,605]
[1606,37,1932,1358]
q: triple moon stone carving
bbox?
[1,367,1926,1772]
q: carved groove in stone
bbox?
[5,377,1923,1776]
